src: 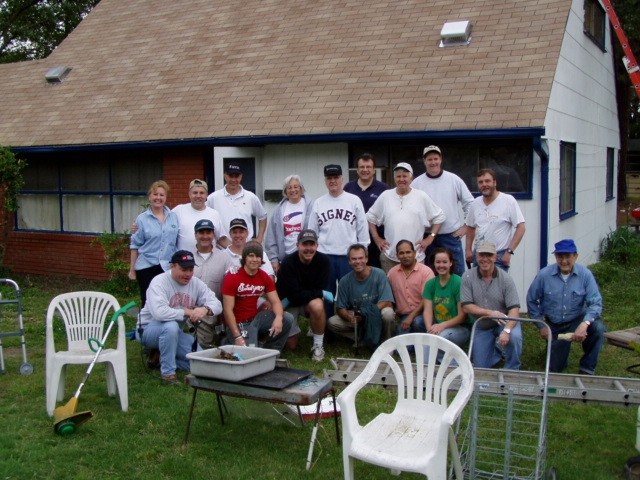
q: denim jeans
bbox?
[139,320,194,376]
[425,232,466,276]
[546,317,606,374]
[224,310,294,352]
[471,321,522,369]
[325,254,351,317]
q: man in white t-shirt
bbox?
[367,162,445,273]
[411,145,474,275]
[465,168,526,271]
[171,179,229,254]
[307,164,369,308]
[206,163,268,243]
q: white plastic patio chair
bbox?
[336,333,474,480]
[46,291,128,416]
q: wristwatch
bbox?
[503,328,512,334]
[583,320,592,327]
[429,232,436,238]
[506,248,515,255]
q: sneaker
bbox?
[311,345,325,362]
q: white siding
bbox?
[543,0,619,267]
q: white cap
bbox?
[423,145,442,157]
[393,162,413,174]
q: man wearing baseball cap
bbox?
[461,241,522,370]
[411,145,474,275]
[308,164,369,315]
[277,229,332,361]
[207,162,268,243]
[526,239,606,374]
[367,161,445,273]
[137,250,222,383]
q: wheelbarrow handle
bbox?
[88,301,138,353]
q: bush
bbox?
[92,232,137,297]
[599,227,640,265]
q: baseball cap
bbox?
[476,242,497,255]
[170,250,195,267]
[194,219,215,232]
[297,229,318,244]
[189,178,208,191]
[225,163,242,175]
[423,145,442,157]
[323,164,342,177]
[393,162,413,174]
[229,218,249,230]
[553,239,578,254]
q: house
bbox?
[0,0,620,303]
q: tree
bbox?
[0,146,26,264]
[0,0,99,63]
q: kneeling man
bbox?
[461,242,522,369]
[138,250,222,382]
[527,239,606,374]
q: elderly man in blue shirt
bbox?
[526,239,606,375]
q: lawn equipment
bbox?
[53,300,137,436]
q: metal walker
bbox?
[0,279,33,375]
[458,316,555,480]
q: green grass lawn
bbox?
[1,255,639,480]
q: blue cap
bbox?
[553,239,578,254]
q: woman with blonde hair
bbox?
[129,180,179,306]
[265,174,314,273]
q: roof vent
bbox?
[439,20,472,47]
[45,66,72,83]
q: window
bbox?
[560,142,577,219]
[17,151,162,233]
[606,147,615,200]
[350,139,533,197]
[584,0,606,51]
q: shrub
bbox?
[92,232,137,297]
[599,227,640,266]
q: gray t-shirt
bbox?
[460,266,519,321]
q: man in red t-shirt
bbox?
[222,241,293,351]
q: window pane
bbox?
[22,162,58,191]
[114,195,147,233]
[560,142,576,216]
[606,148,614,199]
[62,195,110,232]
[61,158,109,191]
[584,0,605,49]
[112,154,162,192]
[16,194,60,230]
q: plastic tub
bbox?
[187,345,279,381]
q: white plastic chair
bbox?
[336,333,474,480]
[46,292,128,416]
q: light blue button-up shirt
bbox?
[526,263,602,325]
[130,206,179,271]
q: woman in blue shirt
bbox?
[129,180,179,306]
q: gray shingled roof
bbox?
[0,0,569,147]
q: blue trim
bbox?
[559,210,578,221]
[533,137,549,269]
[10,127,546,154]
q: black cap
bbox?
[194,219,215,232]
[225,163,242,175]
[170,250,195,267]
[229,218,249,230]
[323,164,342,177]
[297,229,318,244]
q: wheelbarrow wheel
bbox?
[625,456,640,480]
[20,362,34,375]
[546,466,557,479]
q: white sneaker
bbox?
[311,345,325,362]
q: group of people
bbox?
[127,148,607,383]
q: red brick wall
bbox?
[2,148,207,280]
